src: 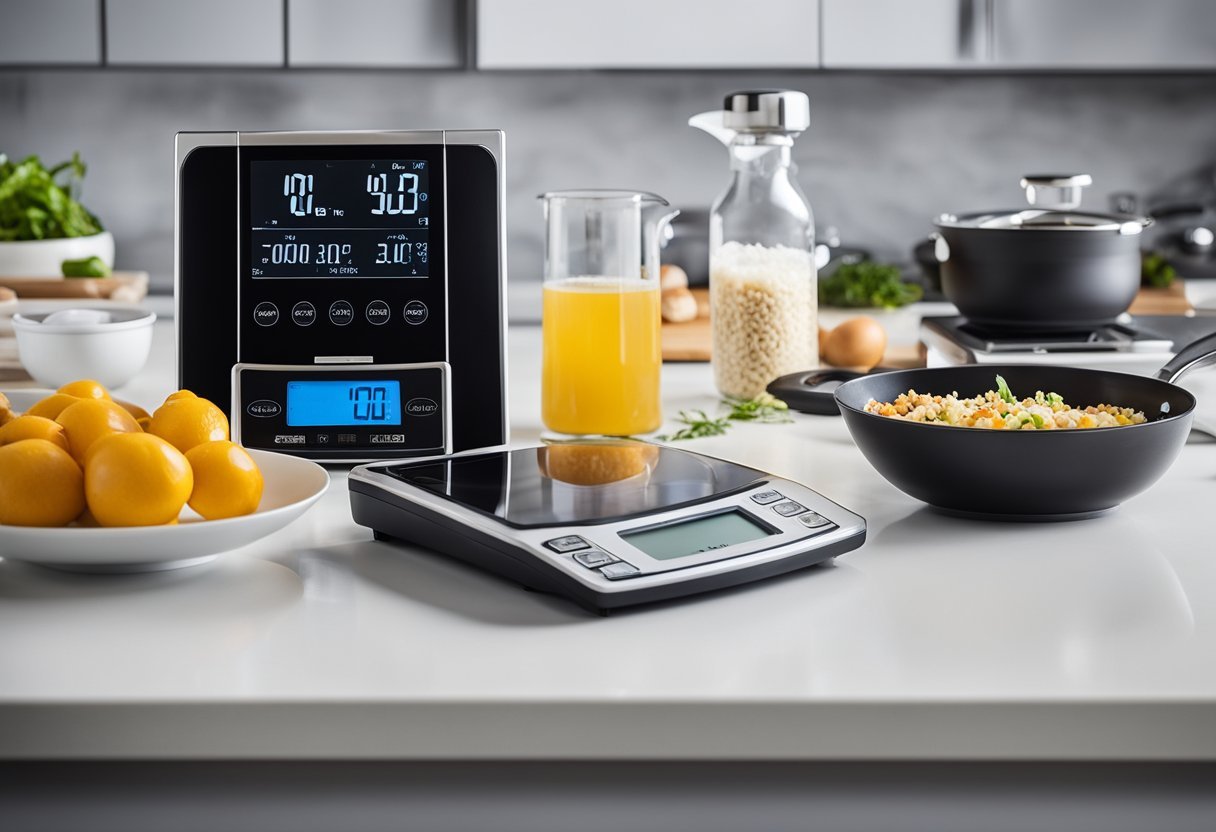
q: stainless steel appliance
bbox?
[174,130,507,461]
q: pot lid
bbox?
[935,174,1152,235]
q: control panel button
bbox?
[329,300,354,326]
[403,300,428,325]
[750,490,784,505]
[573,550,618,569]
[292,301,317,327]
[246,399,281,418]
[544,535,591,554]
[798,511,833,529]
[365,300,391,325]
[772,500,808,518]
[337,433,358,445]
[253,302,279,327]
[599,562,641,580]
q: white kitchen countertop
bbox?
[2,320,1216,761]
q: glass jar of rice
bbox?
[694,90,817,399]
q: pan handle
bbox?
[1156,332,1216,384]
[767,369,874,416]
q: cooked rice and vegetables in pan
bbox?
[863,375,1147,430]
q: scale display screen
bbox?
[249,159,430,279]
[621,510,771,560]
[286,380,402,427]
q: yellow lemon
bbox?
[165,389,198,403]
[84,433,194,527]
[114,399,151,422]
[26,393,82,420]
[0,414,70,452]
[0,439,85,527]
[148,396,229,453]
[185,440,264,520]
[0,392,15,427]
[57,379,111,401]
[56,399,142,466]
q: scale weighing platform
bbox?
[349,441,866,612]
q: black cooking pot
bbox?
[934,174,1152,329]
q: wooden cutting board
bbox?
[0,271,149,302]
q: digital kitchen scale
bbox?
[175,129,507,461]
[348,441,866,613]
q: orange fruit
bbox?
[137,416,152,432]
[185,441,264,520]
[84,433,193,527]
[0,392,14,426]
[0,439,85,527]
[165,390,198,403]
[115,399,151,422]
[57,379,111,401]
[56,398,142,465]
[148,396,229,453]
[26,393,82,420]
[0,414,70,452]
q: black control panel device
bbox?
[175,130,507,461]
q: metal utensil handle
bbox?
[1156,331,1216,384]
[1021,174,1093,211]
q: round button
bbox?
[329,300,354,326]
[291,301,317,327]
[365,300,391,325]
[252,302,279,327]
[403,300,429,325]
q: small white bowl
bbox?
[11,307,155,390]
[0,231,115,278]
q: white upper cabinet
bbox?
[992,0,1216,69]
[476,0,820,69]
[821,0,987,69]
[287,0,462,68]
[106,0,284,66]
[0,0,101,66]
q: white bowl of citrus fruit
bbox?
[0,380,329,572]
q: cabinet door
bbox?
[287,0,461,68]
[477,0,819,69]
[0,0,101,66]
[106,0,283,66]
[993,0,1216,69]
[822,0,987,68]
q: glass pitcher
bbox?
[691,90,817,399]
[539,190,678,437]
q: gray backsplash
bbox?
[2,69,1214,319]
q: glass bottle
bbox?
[691,90,817,399]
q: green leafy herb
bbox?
[61,255,110,278]
[657,410,731,442]
[1141,251,1176,289]
[0,152,104,242]
[995,374,1016,405]
[818,260,923,309]
[659,394,793,441]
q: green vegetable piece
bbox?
[61,256,110,278]
[995,375,1016,405]
[818,260,924,309]
[0,152,103,242]
[1031,413,1044,428]
[1046,392,1063,407]
[1141,251,1177,289]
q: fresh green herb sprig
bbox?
[818,260,923,309]
[658,393,793,441]
[0,152,104,242]
[1141,251,1177,289]
[995,374,1016,405]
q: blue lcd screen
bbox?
[286,380,402,427]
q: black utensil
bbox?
[768,368,894,416]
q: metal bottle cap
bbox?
[722,90,810,134]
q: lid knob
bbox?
[722,90,810,134]
[1020,174,1093,211]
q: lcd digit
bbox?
[286,380,402,427]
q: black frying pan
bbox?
[772,334,1216,520]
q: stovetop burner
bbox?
[923,316,1174,354]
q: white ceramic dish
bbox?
[11,306,155,389]
[0,448,329,573]
[0,231,115,277]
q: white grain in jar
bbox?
[710,241,817,399]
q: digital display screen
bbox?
[250,159,430,279]
[621,510,771,561]
[286,380,402,427]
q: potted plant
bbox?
[0,152,113,277]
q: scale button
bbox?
[246,399,281,418]
[292,301,317,326]
[772,500,809,518]
[337,433,358,445]
[365,300,391,325]
[798,511,833,529]
[403,300,428,325]
[751,490,784,505]
[573,549,618,569]
[544,535,591,553]
[253,302,279,327]
[329,300,354,326]
[599,562,641,580]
